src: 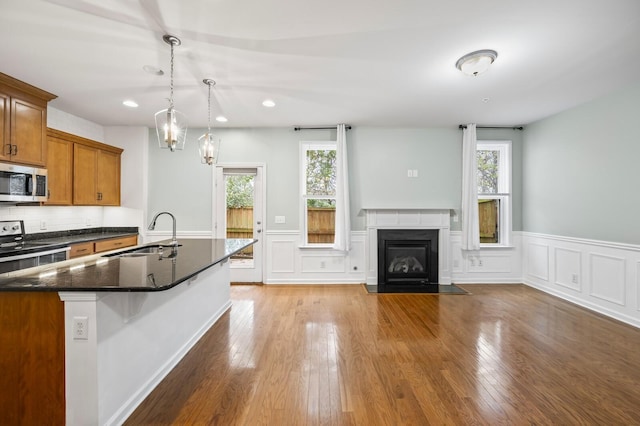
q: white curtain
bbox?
[461,124,480,251]
[333,124,351,252]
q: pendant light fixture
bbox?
[155,34,188,151]
[198,79,221,165]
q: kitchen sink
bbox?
[104,244,182,258]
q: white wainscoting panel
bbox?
[264,231,366,284]
[527,242,550,282]
[554,247,582,292]
[523,232,640,329]
[589,253,626,306]
[450,232,522,283]
[271,240,296,273]
[637,261,640,312]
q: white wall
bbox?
[0,108,144,235]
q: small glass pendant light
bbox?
[198,79,221,165]
[155,35,188,151]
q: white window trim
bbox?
[477,140,512,247]
[300,140,337,248]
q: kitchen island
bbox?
[0,238,255,426]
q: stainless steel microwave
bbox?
[0,163,47,202]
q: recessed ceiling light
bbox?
[122,100,139,108]
[262,99,276,108]
[215,116,228,122]
[143,65,164,76]
[455,49,498,76]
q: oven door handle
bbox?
[0,246,70,262]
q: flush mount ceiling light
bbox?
[155,34,188,151]
[455,49,498,76]
[198,79,221,165]
[122,99,138,108]
[262,99,276,108]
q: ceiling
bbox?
[1,0,639,129]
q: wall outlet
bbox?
[40,220,47,230]
[85,218,92,227]
[72,316,89,340]
[320,261,326,269]
[572,274,579,284]
[412,169,418,177]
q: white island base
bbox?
[59,261,231,426]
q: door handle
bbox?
[256,229,262,233]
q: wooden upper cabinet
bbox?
[97,149,121,205]
[46,128,123,206]
[45,129,73,205]
[73,143,98,205]
[71,135,122,206]
[0,93,9,161]
[0,73,56,167]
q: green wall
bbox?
[147,125,525,234]
[523,80,640,244]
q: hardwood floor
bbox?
[125,284,640,425]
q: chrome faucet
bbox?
[148,211,178,246]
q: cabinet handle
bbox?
[77,248,88,252]
[114,242,122,246]
[97,192,102,201]
[47,189,51,200]
[4,144,11,156]
[11,145,17,155]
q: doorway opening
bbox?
[215,165,264,283]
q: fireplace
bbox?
[377,229,439,293]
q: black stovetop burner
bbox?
[0,220,61,257]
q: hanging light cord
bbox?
[169,41,175,109]
[207,82,212,135]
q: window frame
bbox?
[300,140,337,247]
[477,140,512,247]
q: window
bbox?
[477,141,511,245]
[301,142,336,245]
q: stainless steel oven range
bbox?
[0,220,69,274]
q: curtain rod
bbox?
[294,125,352,131]
[459,125,524,130]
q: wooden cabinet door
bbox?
[73,143,98,205]
[10,97,47,166]
[0,92,9,161]
[45,134,73,205]
[97,149,120,205]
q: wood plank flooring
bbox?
[125,284,640,425]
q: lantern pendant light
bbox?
[155,35,188,151]
[198,79,221,165]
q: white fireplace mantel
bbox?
[364,209,452,286]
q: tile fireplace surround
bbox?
[364,209,452,287]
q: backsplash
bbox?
[0,206,104,234]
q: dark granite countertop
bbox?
[23,227,139,246]
[0,238,255,292]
